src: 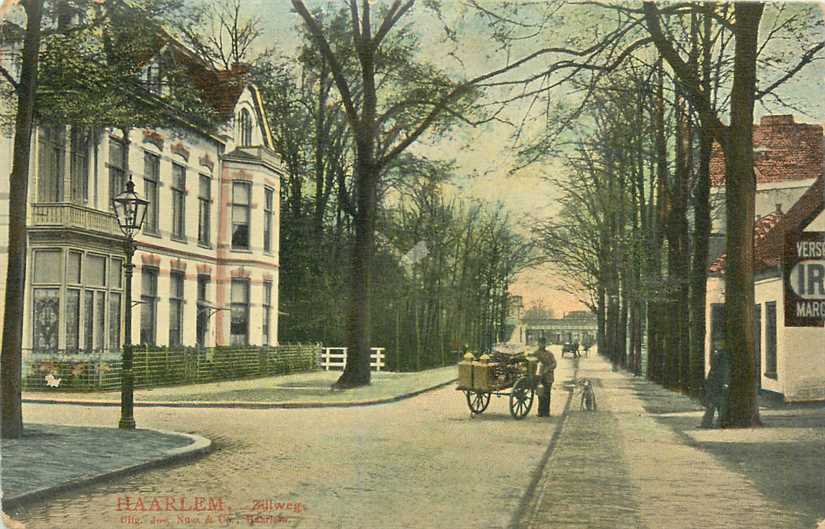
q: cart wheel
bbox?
[465,390,490,415]
[509,377,534,420]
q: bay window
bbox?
[232,182,251,250]
[230,278,250,345]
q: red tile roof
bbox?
[710,115,824,186]
[709,212,784,273]
[165,38,248,118]
[754,175,825,272]
[709,176,825,274]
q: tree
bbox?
[1,0,219,438]
[0,0,42,440]
[178,0,264,71]
[641,0,765,428]
[291,0,483,387]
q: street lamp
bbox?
[112,177,148,430]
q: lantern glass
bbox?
[112,179,149,238]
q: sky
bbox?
[203,0,825,316]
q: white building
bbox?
[706,176,825,402]
[0,37,284,354]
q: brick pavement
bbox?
[523,355,820,529]
[1,424,208,506]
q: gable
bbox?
[232,85,274,150]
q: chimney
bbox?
[760,115,795,126]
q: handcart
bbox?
[456,350,537,420]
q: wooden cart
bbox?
[456,351,537,420]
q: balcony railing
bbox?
[31,202,122,238]
[238,145,282,171]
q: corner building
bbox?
[0,42,284,355]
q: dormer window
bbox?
[239,108,253,146]
[144,61,162,95]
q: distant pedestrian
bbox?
[573,341,581,358]
[701,344,731,428]
[533,337,557,417]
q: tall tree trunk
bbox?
[1,0,43,440]
[597,285,606,356]
[338,144,377,387]
[723,2,763,428]
[688,4,715,399]
[647,58,668,383]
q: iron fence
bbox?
[21,344,320,391]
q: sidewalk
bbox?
[1,424,210,508]
[522,354,825,529]
[22,366,457,408]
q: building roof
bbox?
[710,115,824,186]
[754,175,825,272]
[708,212,783,273]
[709,176,825,274]
[159,33,249,119]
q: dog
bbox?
[579,379,597,411]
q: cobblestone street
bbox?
[9,351,825,529]
[10,353,574,529]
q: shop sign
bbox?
[784,231,825,326]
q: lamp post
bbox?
[112,177,148,430]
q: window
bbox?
[232,182,251,249]
[262,281,272,346]
[70,128,89,204]
[33,250,61,283]
[263,187,273,253]
[198,174,211,246]
[754,304,762,386]
[95,291,106,350]
[239,108,253,146]
[67,251,81,284]
[109,292,121,352]
[171,163,186,240]
[110,258,122,289]
[140,267,158,345]
[65,289,80,351]
[31,250,122,353]
[144,61,162,95]
[32,251,62,353]
[38,126,65,202]
[766,301,777,378]
[84,291,94,350]
[143,152,160,234]
[230,279,250,345]
[169,271,184,347]
[109,138,125,209]
[196,275,210,348]
[82,290,106,351]
[86,254,106,287]
[32,289,60,351]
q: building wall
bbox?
[754,277,784,396]
[785,209,825,401]
[1,86,283,353]
[711,180,814,235]
[706,211,825,402]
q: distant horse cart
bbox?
[456,350,537,420]
[561,342,578,358]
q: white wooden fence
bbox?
[319,347,386,371]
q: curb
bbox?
[2,428,211,509]
[22,378,458,410]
